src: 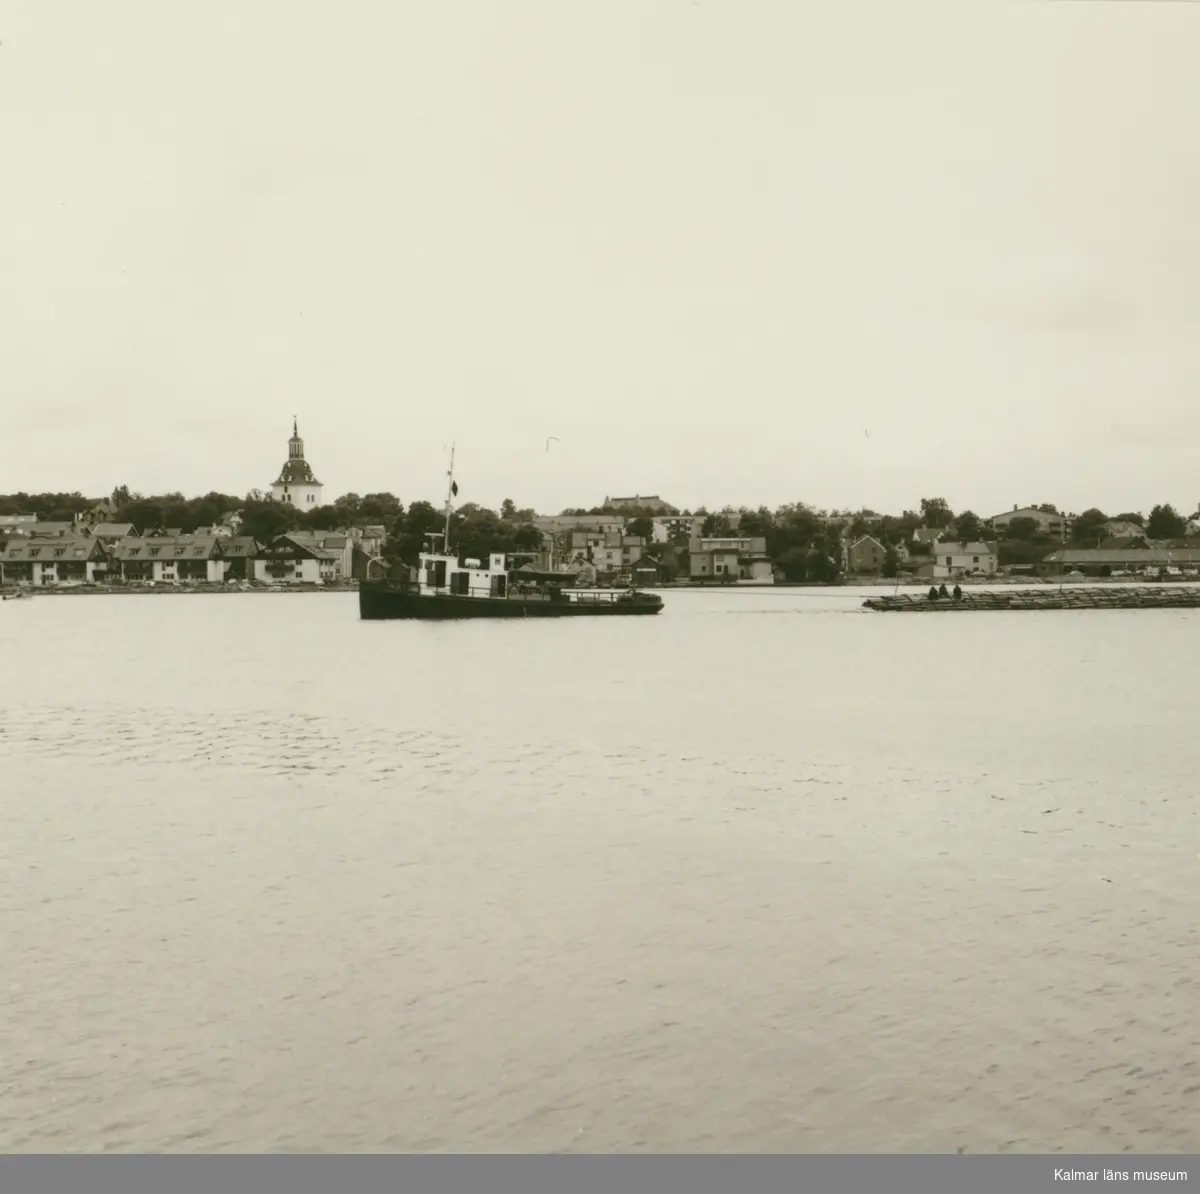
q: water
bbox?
[1,587,1197,1153]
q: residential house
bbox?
[1104,519,1145,540]
[82,498,119,526]
[689,536,774,583]
[650,514,706,544]
[286,529,353,579]
[989,506,1071,537]
[593,532,646,576]
[26,521,77,538]
[930,541,1000,579]
[110,536,225,584]
[846,535,887,575]
[604,495,678,515]
[255,533,339,585]
[0,514,38,536]
[1,534,110,586]
[220,537,259,581]
[911,526,949,547]
[89,522,136,545]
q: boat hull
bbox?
[359,583,663,620]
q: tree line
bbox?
[1,489,1194,578]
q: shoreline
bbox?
[1,584,359,597]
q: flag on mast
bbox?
[451,481,459,497]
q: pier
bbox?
[863,585,1200,612]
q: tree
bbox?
[500,498,517,521]
[1006,516,1040,541]
[1070,508,1108,546]
[240,498,298,543]
[627,515,654,541]
[1147,504,1186,540]
[1114,511,1144,526]
[358,493,403,522]
[953,510,983,543]
[882,546,899,578]
[737,506,773,537]
[919,497,954,529]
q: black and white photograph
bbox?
[1,0,1197,1187]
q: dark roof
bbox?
[27,522,76,537]
[111,536,222,560]
[221,537,259,557]
[1047,547,1200,564]
[3,534,105,561]
[90,522,136,539]
[275,459,321,485]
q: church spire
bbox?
[288,417,304,461]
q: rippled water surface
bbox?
[1,588,1198,1153]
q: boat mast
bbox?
[443,443,456,551]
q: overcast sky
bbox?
[2,1,1198,518]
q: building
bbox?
[592,532,646,575]
[989,506,1070,537]
[0,514,38,536]
[269,418,324,508]
[689,536,773,583]
[605,495,678,515]
[220,537,259,580]
[1,534,109,586]
[109,536,225,584]
[255,533,339,585]
[1043,544,1200,577]
[1104,519,1145,540]
[930,541,1000,579]
[89,522,136,544]
[847,535,887,575]
[911,526,949,547]
[533,515,625,535]
[650,514,706,544]
[26,521,77,538]
[631,558,664,586]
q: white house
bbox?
[931,541,999,578]
[269,418,324,508]
[1,534,110,586]
[689,536,774,583]
[255,533,339,585]
[110,536,226,584]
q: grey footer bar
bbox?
[0,1155,1196,1194]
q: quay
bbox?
[864,585,1200,612]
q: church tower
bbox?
[269,417,324,507]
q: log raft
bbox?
[863,585,1200,613]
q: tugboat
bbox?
[358,450,664,621]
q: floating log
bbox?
[863,585,1200,612]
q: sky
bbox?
[2,1,1199,519]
